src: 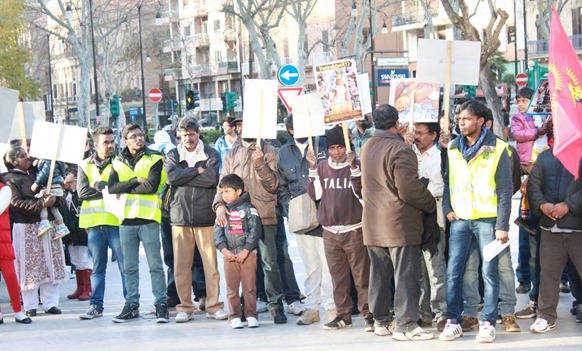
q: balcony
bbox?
[193,2,208,18]
[163,39,182,53]
[162,10,179,23]
[193,33,209,48]
[218,61,238,74]
[164,68,182,82]
[191,64,212,77]
[527,35,582,58]
[224,28,237,42]
[309,52,332,66]
[391,8,439,31]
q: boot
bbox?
[78,269,92,301]
[67,270,84,299]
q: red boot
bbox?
[78,269,93,301]
[67,270,84,299]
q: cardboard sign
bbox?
[291,93,326,139]
[0,87,19,143]
[242,79,278,140]
[10,102,46,141]
[0,143,9,173]
[389,79,441,124]
[357,73,372,115]
[416,39,481,86]
[314,59,363,124]
[29,121,87,165]
[526,78,551,115]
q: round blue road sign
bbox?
[278,64,300,86]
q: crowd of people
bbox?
[0,96,580,344]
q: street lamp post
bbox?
[89,0,100,118]
[47,34,54,123]
[138,3,147,125]
[369,0,376,109]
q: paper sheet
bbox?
[102,187,126,221]
[483,239,510,262]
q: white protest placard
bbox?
[242,79,278,140]
[291,93,326,139]
[10,102,46,141]
[0,87,20,143]
[416,39,481,85]
[357,73,372,115]
[0,143,9,174]
[29,121,87,165]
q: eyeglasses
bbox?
[126,133,145,140]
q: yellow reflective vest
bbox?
[112,153,165,223]
[78,160,120,228]
[448,138,508,220]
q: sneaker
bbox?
[296,309,320,325]
[460,315,479,332]
[393,326,434,341]
[516,301,537,319]
[530,318,556,333]
[256,300,268,313]
[271,309,287,324]
[37,220,52,238]
[155,303,169,323]
[206,308,228,320]
[112,305,139,323]
[246,316,259,328]
[439,320,463,341]
[230,317,244,329]
[326,308,337,323]
[374,322,392,336]
[52,224,70,241]
[287,301,305,316]
[476,321,496,343]
[364,314,374,332]
[570,302,579,315]
[79,305,103,320]
[14,311,32,324]
[560,281,570,293]
[175,311,194,323]
[501,315,521,332]
[322,315,352,330]
[516,282,532,294]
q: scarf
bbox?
[459,126,488,161]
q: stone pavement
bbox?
[1,194,582,350]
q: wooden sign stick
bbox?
[306,98,314,152]
[17,102,28,152]
[442,40,453,135]
[256,90,263,147]
[408,91,415,133]
[341,122,351,153]
[45,124,65,193]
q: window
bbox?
[184,25,191,37]
[507,25,516,44]
[215,51,223,63]
[322,30,329,53]
[214,20,221,31]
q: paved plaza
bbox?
[1,195,582,350]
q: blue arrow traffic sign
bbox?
[278,64,300,86]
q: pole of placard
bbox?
[408,91,415,133]
[442,40,452,134]
[45,124,65,193]
[256,90,263,147]
[18,102,28,152]
[341,122,351,153]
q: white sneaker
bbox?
[374,322,392,336]
[530,318,556,333]
[256,300,268,313]
[439,320,463,341]
[287,301,305,316]
[246,316,259,328]
[476,321,496,343]
[392,326,434,341]
[206,308,228,320]
[230,317,244,329]
[175,311,194,323]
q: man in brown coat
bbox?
[361,104,436,341]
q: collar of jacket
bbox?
[177,139,208,163]
[89,152,114,168]
[226,191,251,211]
[118,146,159,168]
[449,127,497,152]
[372,128,404,141]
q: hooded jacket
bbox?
[214,192,261,254]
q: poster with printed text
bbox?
[314,59,363,124]
[389,78,441,124]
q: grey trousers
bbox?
[368,245,422,333]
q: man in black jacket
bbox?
[527,148,582,333]
[164,117,227,323]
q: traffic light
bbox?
[221,92,227,112]
[110,94,120,117]
[369,80,373,98]
[464,85,477,98]
[186,90,195,110]
[192,89,200,109]
[226,91,237,110]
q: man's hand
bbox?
[446,211,458,222]
[136,177,147,184]
[439,131,451,149]
[43,194,56,208]
[252,146,265,168]
[403,131,414,146]
[235,249,250,264]
[197,167,206,175]
[346,150,357,169]
[31,183,40,193]
[495,230,509,244]
[306,150,317,170]
[221,248,236,262]
[551,202,570,220]
[216,205,229,227]
[540,203,556,220]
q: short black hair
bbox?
[219,174,244,192]
[3,146,25,170]
[459,99,490,121]
[373,104,399,130]
[285,114,294,135]
[416,122,440,137]
[122,123,142,140]
[178,117,200,132]
[516,87,534,100]
[93,126,114,143]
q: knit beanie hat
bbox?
[326,126,345,149]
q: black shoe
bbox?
[323,314,352,330]
[576,304,582,323]
[156,303,169,323]
[45,307,62,315]
[516,282,532,294]
[271,309,287,324]
[15,316,32,324]
[514,217,536,234]
[199,297,206,311]
[166,296,179,308]
[26,309,37,317]
[560,281,570,294]
[112,305,139,323]
[364,314,374,332]
[0,318,3,324]
[351,304,359,315]
[571,302,580,315]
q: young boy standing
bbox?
[214,174,262,329]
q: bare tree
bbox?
[285,0,319,86]
[533,0,569,41]
[441,0,509,139]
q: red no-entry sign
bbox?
[516,73,528,87]
[148,88,162,103]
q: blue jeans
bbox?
[446,218,499,324]
[120,222,167,307]
[87,225,127,311]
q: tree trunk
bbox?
[480,68,505,139]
